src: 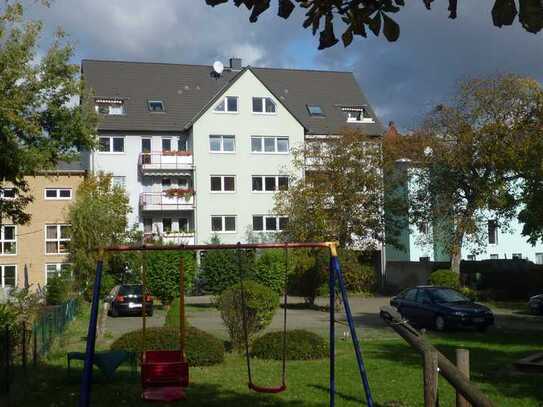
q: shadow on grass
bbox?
[3,363,328,407]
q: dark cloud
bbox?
[26,0,543,131]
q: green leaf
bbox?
[492,0,517,27]
[382,13,400,41]
[342,28,354,47]
[368,12,382,36]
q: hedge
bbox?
[338,249,377,294]
[145,251,196,304]
[429,269,460,289]
[251,330,328,360]
[110,326,224,366]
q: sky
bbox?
[24,0,543,131]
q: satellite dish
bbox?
[213,60,224,75]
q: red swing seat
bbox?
[141,350,189,402]
[248,382,287,394]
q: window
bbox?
[490,254,499,260]
[111,177,126,189]
[416,290,432,304]
[211,216,236,233]
[252,176,289,192]
[488,220,498,244]
[214,96,238,113]
[95,100,125,115]
[148,100,165,112]
[44,188,72,200]
[210,176,235,192]
[536,253,543,265]
[251,136,289,153]
[252,97,276,113]
[45,224,71,255]
[467,254,476,261]
[209,135,235,152]
[163,218,172,233]
[162,178,172,189]
[0,265,16,288]
[252,215,288,232]
[179,218,190,233]
[143,218,153,234]
[512,253,522,260]
[307,104,325,117]
[178,136,188,152]
[98,136,124,153]
[342,107,373,123]
[0,225,16,255]
[162,138,172,152]
[404,289,417,301]
[45,263,71,283]
[419,256,430,262]
[417,222,429,235]
[0,188,15,200]
[347,110,363,122]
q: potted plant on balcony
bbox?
[164,188,194,201]
[162,150,192,156]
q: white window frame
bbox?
[44,188,73,200]
[44,263,72,284]
[0,225,17,256]
[251,175,289,193]
[111,176,126,189]
[342,107,375,123]
[162,218,173,234]
[210,215,237,233]
[178,217,191,233]
[489,254,499,260]
[98,136,125,154]
[148,100,165,113]
[0,264,17,288]
[95,100,125,116]
[0,188,15,200]
[252,97,277,114]
[252,215,288,232]
[210,175,236,193]
[214,96,239,113]
[250,136,289,154]
[162,137,172,152]
[209,135,236,153]
[488,220,498,245]
[45,224,71,255]
[512,253,522,260]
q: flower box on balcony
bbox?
[164,188,194,199]
[162,150,192,156]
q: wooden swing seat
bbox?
[141,350,189,402]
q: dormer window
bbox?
[307,104,325,117]
[252,97,276,114]
[95,98,125,115]
[341,106,374,123]
[214,96,238,113]
[148,100,165,112]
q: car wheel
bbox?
[434,315,446,331]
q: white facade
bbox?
[87,70,304,245]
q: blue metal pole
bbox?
[329,254,336,407]
[331,255,374,407]
[79,259,103,407]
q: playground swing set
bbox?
[78,242,374,407]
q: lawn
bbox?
[3,303,542,407]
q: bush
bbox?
[146,251,196,305]
[251,329,328,360]
[215,280,279,351]
[459,286,478,301]
[199,237,256,294]
[429,269,460,289]
[45,275,70,305]
[288,249,328,305]
[339,250,377,294]
[253,249,290,294]
[110,326,224,366]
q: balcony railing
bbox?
[139,151,193,172]
[139,191,195,211]
[144,232,195,245]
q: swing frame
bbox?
[78,241,374,407]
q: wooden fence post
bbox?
[423,349,438,407]
[456,349,470,407]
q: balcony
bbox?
[140,191,195,211]
[144,232,195,246]
[139,151,193,175]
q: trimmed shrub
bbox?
[288,249,328,305]
[45,275,70,305]
[146,251,196,305]
[429,269,460,289]
[253,249,290,294]
[215,280,279,351]
[251,329,328,360]
[339,250,377,294]
[110,326,224,366]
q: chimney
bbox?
[229,57,242,71]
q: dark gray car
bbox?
[106,284,153,317]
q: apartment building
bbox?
[0,163,85,295]
[81,58,384,246]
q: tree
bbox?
[205,0,543,50]
[68,174,131,290]
[275,128,404,249]
[396,74,543,274]
[0,1,97,225]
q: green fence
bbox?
[0,298,79,395]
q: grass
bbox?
[3,303,542,407]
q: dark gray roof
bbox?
[82,59,384,136]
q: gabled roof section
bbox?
[82,59,384,135]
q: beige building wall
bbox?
[0,172,84,290]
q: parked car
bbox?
[106,284,153,317]
[390,286,494,331]
[528,294,543,315]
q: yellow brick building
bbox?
[0,166,85,291]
